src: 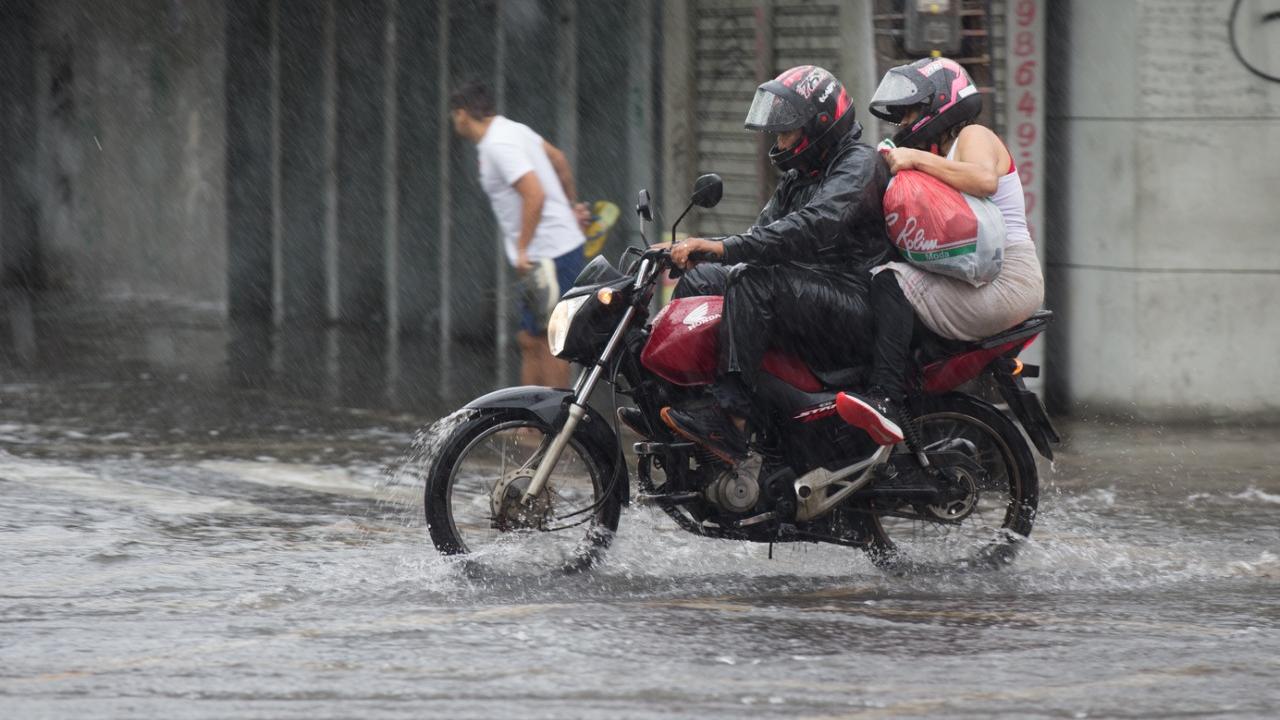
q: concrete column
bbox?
[381,0,400,346]
[626,0,656,249]
[323,0,339,322]
[445,1,497,343]
[661,0,697,235]
[0,0,39,291]
[752,0,774,207]
[435,0,454,387]
[579,1,632,250]
[273,0,333,404]
[225,0,275,321]
[1044,0,1072,413]
[0,0,39,366]
[1005,0,1048,394]
[269,0,283,326]
[493,0,510,387]
[556,0,579,170]
[277,0,328,325]
[838,0,879,138]
[335,0,389,326]
[394,0,442,336]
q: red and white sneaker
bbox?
[835,391,905,446]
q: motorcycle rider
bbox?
[657,65,894,464]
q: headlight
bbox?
[547,295,589,357]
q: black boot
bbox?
[617,407,656,439]
[659,403,749,465]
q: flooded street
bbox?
[1,0,1276,715]
[2,307,1279,719]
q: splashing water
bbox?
[2,417,1277,719]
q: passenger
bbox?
[659,65,894,465]
[840,58,1045,444]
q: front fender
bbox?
[466,385,630,505]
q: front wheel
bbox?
[862,393,1040,571]
[424,408,623,572]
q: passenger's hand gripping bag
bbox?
[883,169,1005,286]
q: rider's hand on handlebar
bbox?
[671,237,724,269]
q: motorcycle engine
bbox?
[704,454,762,514]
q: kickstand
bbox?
[768,540,774,560]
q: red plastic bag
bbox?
[882,170,1005,286]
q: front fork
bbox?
[521,304,639,504]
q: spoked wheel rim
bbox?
[445,419,610,569]
[868,410,1031,569]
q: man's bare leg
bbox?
[517,330,541,386]
[516,330,571,387]
[541,346,572,388]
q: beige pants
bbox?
[875,241,1045,342]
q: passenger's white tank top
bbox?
[947,140,1033,248]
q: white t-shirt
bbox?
[476,116,585,264]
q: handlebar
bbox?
[641,245,716,280]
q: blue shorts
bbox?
[518,247,586,335]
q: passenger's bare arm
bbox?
[885,125,1007,197]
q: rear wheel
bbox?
[424,409,623,572]
[862,394,1039,570]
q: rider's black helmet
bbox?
[744,65,856,173]
[868,57,982,150]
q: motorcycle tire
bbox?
[424,408,623,571]
[861,393,1040,571]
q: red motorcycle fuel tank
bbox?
[640,296,823,392]
[640,297,721,386]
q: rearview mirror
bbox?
[636,189,653,222]
[690,173,723,209]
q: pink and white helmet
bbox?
[868,57,982,150]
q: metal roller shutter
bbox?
[692,0,841,238]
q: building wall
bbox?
[11,0,1279,420]
[34,0,228,309]
[0,0,40,293]
[1056,0,1280,420]
[664,0,875,238]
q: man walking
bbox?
[450,80,589,388]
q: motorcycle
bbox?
[423,174,1059,571]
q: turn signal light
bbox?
[1012,358,1024,376]
[597,287,615,305]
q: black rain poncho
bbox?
[673,121,892,414]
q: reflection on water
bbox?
[3,297,500,424]
[4,290,38,366]
[227,317,495,415]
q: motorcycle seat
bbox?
[811,364,868,391]
[792,311,1054,393]
[976,309,1054,349]
[915,309,1055,365]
